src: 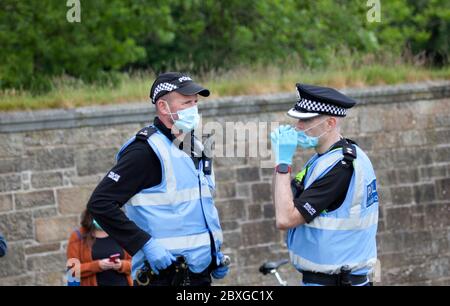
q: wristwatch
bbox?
[276,163,292,174]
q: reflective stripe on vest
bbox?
[289,251,377,275]
[129,185,212,206]
[156,230,224,251]
[304,211,378,231]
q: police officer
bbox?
[87,72,229,286]
[271,84,379,286]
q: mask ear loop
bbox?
[303,117,328,133]
[295,117,331,142]
[315,117,341,140]
[162,100,178,123]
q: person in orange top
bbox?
[67,209,133,286]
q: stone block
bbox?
[395,168,419,184]
[390,186,413,205]
[236,184,250,198]
[57,186,94,215]
[215,182,236,199]
[15,190,55,210]
[353,135,373,151]
[236,167,260,182]
[0,134,24,157]
[216,199,246,221]
[419,165,447,181]
[247,204,262,220]
[434,147,450,163]
[400,130,427,146]
[25,243,61,255]
[385,256,449,284]
[0,274,35,286]
[26,148,75,171]
[0,211,33,241]
[377,187,392,205]
[376,169,397,186]
[251,183,272,204]
[0,242,26,277]
[75,148,116,176]
[241,220,278,246]
[413,183,436,204]
[0,174,21,192]
[35,272,65,286]
[23,129,65,147]
[263,204,275,219]
[35,216,79,243]
[221,221,239,231]
[385,207,413,232]
[214,168,236,182]
[377,232,405,254]
[381,107,415,131]
[0,157,22,174]
[27,252,67,273]
[359,111,384,133]
[0,194,13,212]
[222,231,242,251]
[31,172,63,189]
[32,207,58,219]
[402,231,433,256]
[423,203,450,229]
[435,178,450,201]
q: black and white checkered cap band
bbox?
[295,98,347,116]
[152,82,178,102]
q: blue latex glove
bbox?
[270,125,298,165]
[141,238,176,275]
[270,125,290,161]
[211,252,229,279]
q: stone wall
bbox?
[0,81,449,286]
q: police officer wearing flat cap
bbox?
[271,84,379,286]
[88,72,229,286]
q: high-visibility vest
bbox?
[287,145,379,276]
[117,127,223,278]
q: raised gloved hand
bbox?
[211,252,229,279]
[141,238,176,275]
[270,125,298,165]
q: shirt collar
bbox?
[153,116,176,142]
[319,138,357,156]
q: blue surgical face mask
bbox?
[296,118,328,148]
[165,101,200,132]
[92,219,103,231]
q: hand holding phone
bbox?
[109,253,120,263]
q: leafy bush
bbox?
[0,0,448,92]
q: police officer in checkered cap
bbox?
[88,72,229,286]
[271,83,379,286]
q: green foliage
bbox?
[0,0,448,92]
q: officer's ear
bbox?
[326,116,338,131]
[156,99,170,116]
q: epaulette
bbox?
[341,141,357,167]
[135,126,157,141]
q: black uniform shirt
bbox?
[87,117,199,256]
[293,139,356,223]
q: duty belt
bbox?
[135,256,209,286]
[302,266,369,286]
